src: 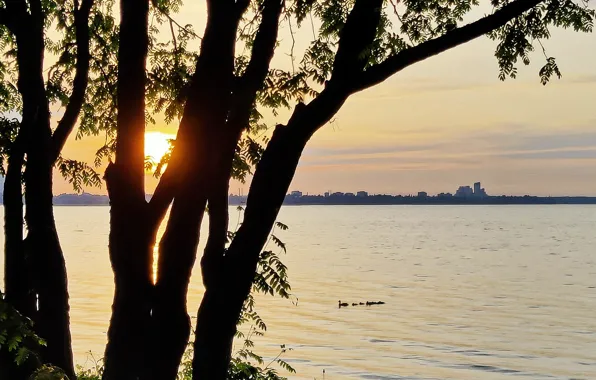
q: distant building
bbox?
[417,191,428,198]
[356,191,368,197]
[324,192,330,197]
[438,192,453,198]
[474,182,488,198]
[345,192,355,197]
[331,192,344,197]
[290,190,302,197]
[455,186,474,198]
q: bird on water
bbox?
[338,300,349,308]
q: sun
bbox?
[145,131,174,162]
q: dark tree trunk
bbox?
[191,288,243,380]
[190,87,347,379]
[148,3,246,377]
[24,162,74,378]
[10,6,76,376]
[102,196,153,379]
[3,134,31,317]
[102,0,151,378]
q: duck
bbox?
[338,300,349,308]
[359,302,365,305]
[365,301,386,306]
[352,303,358,306]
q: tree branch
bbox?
[352,0,544,93]
[51,0,95,163]
[228,0,284,133]
[329,0,383,82]
[147,0,250,222]
[199,1,285,277]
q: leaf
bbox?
[274,221,288,231]
[270,235,286,253]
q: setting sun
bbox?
[145,131,174,162]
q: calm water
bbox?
[2,205,596,379]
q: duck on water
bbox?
[338,300,385,308]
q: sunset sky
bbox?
[58,3,596,197]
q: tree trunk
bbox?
[103,163,154,379]
[3,133,32,317]
[12,10,76,375]
[103,0,151,377]
[148,4,246,377]
[191,288,245,380]
[102,209,153,379]
[23,114,75,379]
[150,189,207,380]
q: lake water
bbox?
[2,205,596,379]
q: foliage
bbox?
[30,365,69,380]
[0,291,45,367]
[227,208,296,379]
[488,0,595,84]
[0,116,19,176]
[55,156,102,193]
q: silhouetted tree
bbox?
[1,0,594,379]
[105,1,594,379]
[0,0,100,377]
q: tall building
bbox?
[473,182,488,198]
[356,191,368,197]
[290,190,302,197]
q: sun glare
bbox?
[145,131,174,162]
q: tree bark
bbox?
[3,132,31,318]
[102,0,151,377]
[148,3,247,377]
[11,3,76,376]
[2,131,36,380]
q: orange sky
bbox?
[56,3,596,197]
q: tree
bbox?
[1,0,594,379]
[105,0,594,379]
[0,0,99,377]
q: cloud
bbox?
[498,148,596,160]
[299,123,596,175]
[568,74,596,84]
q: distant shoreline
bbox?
[3,193,595,206]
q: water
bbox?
[2,205,596,379]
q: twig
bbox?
[389,0,414,46]
[535,37,548,59]
[150,0,201,40]
[286,14,296,73]
[169,19,178,53]
[309,11,316,39]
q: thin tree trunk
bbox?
[1,131,36,380]
[3,133,31,317]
